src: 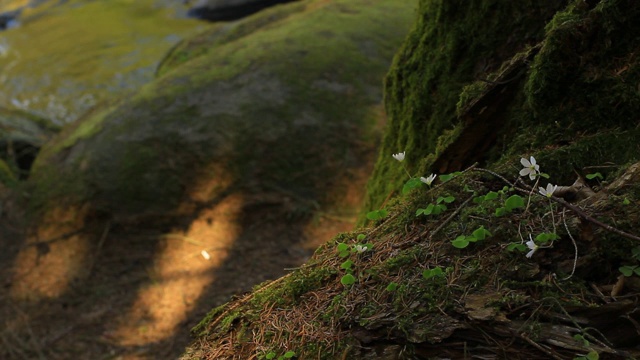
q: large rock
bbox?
[0,0,204,124]
[187,0,298,21]
[30,0,416,221]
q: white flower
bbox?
[354,244,368,253]
[519,156,540,180]
[525,239,538,258]
[420,174,437,186]
[392,152,405,162]
[538,183,557,198]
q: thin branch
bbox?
[560,208,578,281]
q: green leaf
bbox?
[386,282,398,291]
[473,195,485,204]
[339,251,350,258]
[504,195,525,211]
[357,234,366,241]
[623,197,631,205]
[586,172,603,180]
[423,267,444,279]
[495,207,506,217]
[535,232,558,243]
[484,191,499,201]
[284,351,296,358]
[439,174,453,182]
[337,243,349,253]
[443,196,455,203]
[451,235,470,249]
[341,274,356,285]
[266,352,276,360]
[632,247,640,260]
[586,350,599,360]
[634,267,640,276]
[620,265,636,277]
[538,172,550,179]
[341,260,353,270]
[507,243,527,252]
[472,226,491,240]
[466,235,478,243]
[366,209,388,221]
[402,178,423,195]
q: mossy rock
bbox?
[29,0,417,219]
[0,0,204,123]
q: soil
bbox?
[0,181,363,359]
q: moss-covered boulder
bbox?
[181,0,640,359]
[29,0,416,222]
[0,0,204,124]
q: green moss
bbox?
[364,0,566,214]
[0,158,17,186]
[0,0,205,123]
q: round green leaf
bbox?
[341,274,356,285]
[620,266,635,277]
[484,191,499,201]
[451,236,469,249]
[341,260,353,270]
[505,195,525,211]
[402,178,423,195]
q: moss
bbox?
[0,0,205,123]
[363,0,567,213]
[0,158,17,186]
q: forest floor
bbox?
[0,188,359,359]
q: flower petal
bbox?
[520,157,531,167]
[529,156,537,166]
[520,168,530,177]
[526,249,535,258]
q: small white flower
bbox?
[354,244,368,253]
[538,183,558,198]
[525,239,538,258]
[519,156,540,180]
[420,174,437,186]
[392,152,405,162]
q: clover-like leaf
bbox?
[507,243,527,252]
[386,282,398,291]
[504,194,525,211]
[341,274,356,285]
[423,267,444,279]
[283,351,296,358]
[586,172,603,180]
[402,178,423,195]
[451,235,470,249]
[472,226,491,241]
[341,260,354,270]
[484,191,499,201]
[620,265,637,277]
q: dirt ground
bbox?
[0,181,363,359]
